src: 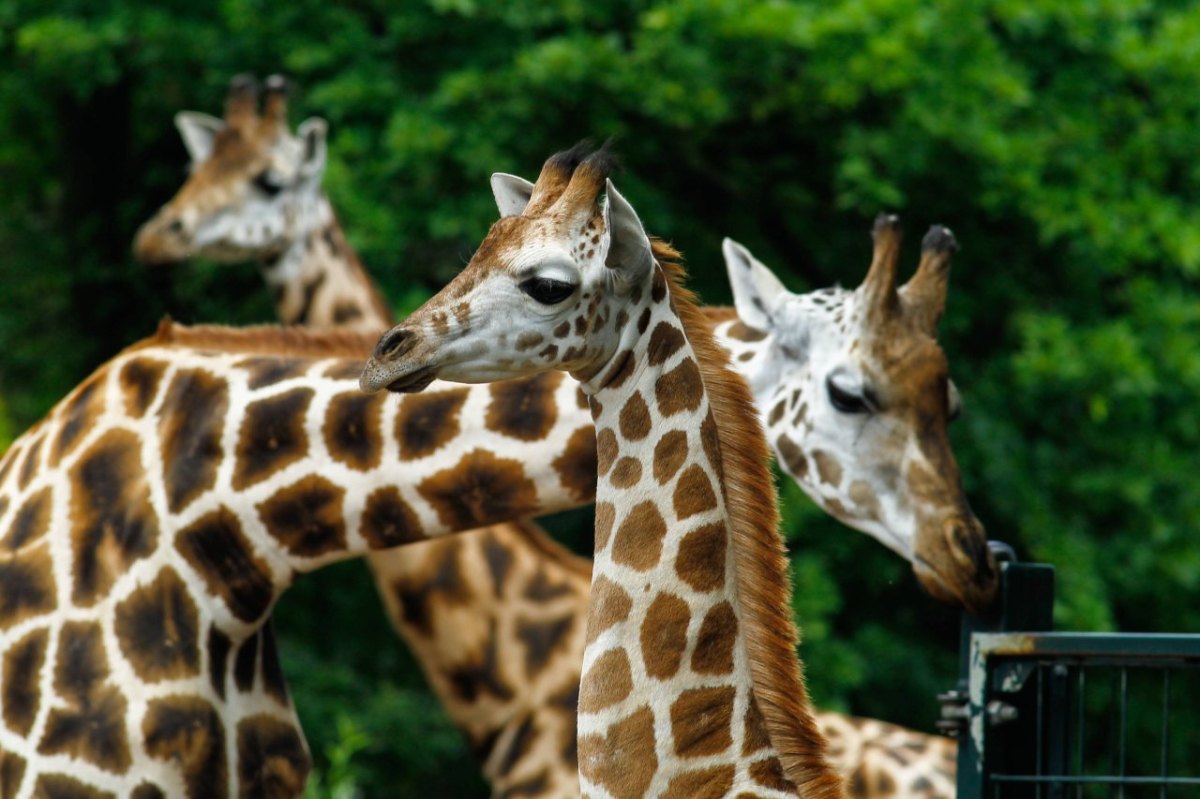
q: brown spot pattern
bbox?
[618,392,652,441]
[813,449,843,488]
[579,648,633,713]
[611,501,667,571]
[114,567,200,683]
[742,696,771,755]
[641,592,690,679]
[232,388,314,489]
[394,388,470,461]
[692,602,737,675]
[647,322,686,366]
[578,707,657,799]
[727,321,767,342]
[68,429,158,605]
[653,430,688,484]
[609,457,642,489]
[31,774,114,799]
[551,425,598,502]
[663,766,736,799]
[39,621,131,773]
[119,355,166,417]
[142,695,228,798]
[323,390,386,471]
[670,686,735,758]
[50,377,103,466]
[0,542,56,631]
[586,576,631,644]
[236,714,311,799]
[416,449,539,531]
[158,368,228,513]
[750,757,794,792]
[486,373,561,441]
[675,523,727,592]
[176,508,275,623]
[2,486,51,551]
[595,502,616,552]
[673,464,718,520]
[775,435,808,479]
[2,628,47,735]
[360,487,425,547]
[602,350,636,389]
[257,475,347,558]
[655,358,702,416]
[596,428,618,477]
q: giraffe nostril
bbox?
[167,219,185,236]
[374,328,414,361]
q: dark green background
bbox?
[1,1,1198,795]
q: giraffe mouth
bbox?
[913,554,995,616]
[384,366,438,394]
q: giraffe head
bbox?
[134,74,328,265]
[361,143,652,394]
[721,216,997,613]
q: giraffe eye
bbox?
[252,170,285,197]
[826,377,870,414]
[520,277,576,305]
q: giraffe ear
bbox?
[603,178,653,286]
[723,238,787,331]
[174,111,224,164]
[296,117,328,178]
[491,173,534,217]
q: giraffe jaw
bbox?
[384,366,438,394]
[359,360,437,394]
[913,553,997,616]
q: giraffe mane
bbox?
[136,317,380,358]
[653,239,845,799]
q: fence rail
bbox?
[944,563,1200,798]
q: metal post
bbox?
[951,561,1057,799]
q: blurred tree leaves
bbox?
[1,1,1198,794]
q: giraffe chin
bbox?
[913,555,992,617]
[384,366,438,394]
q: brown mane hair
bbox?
[652,239,845,799]
[134,318,381,359]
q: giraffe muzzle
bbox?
[913,514,999,614]
[360,328,438,393]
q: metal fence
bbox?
[940,562,1200,798]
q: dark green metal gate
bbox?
[941,562,1200,798]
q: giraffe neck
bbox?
[574,263,842,799]
[259,195,392,332]
[0,322,605,795]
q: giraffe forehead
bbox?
[864,333,949,410]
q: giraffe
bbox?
[133,82,980,796]
[134,74,390,332]
[133,75,593,798]
[359,144,860,798]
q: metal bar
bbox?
[991,775,1200,785]
[974,632,1200,659]
[1076,666,1086,799]
[1036,663,1044,799]
[1118,666,1127,799]
[1160,669,1170,799]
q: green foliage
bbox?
[1,1,1197,795]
